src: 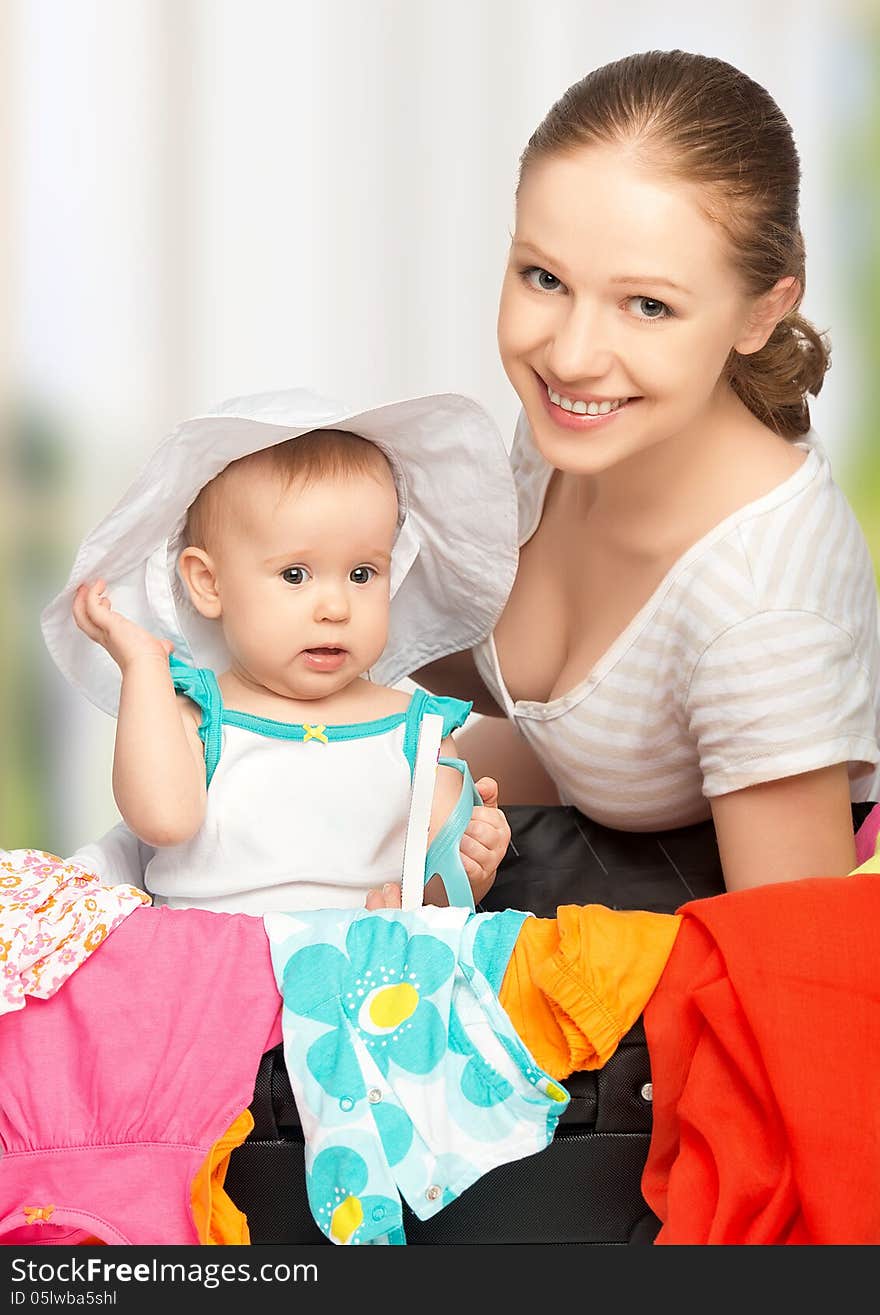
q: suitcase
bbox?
[225,801,873,1246]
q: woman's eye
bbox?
[522,266,564,293]
[281,566,311,585]
[626,295,671,320]
[349,566,376,585]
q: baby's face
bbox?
[206,462,398,701]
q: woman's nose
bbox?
[545,303,614,383]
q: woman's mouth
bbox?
[540,380,639,430]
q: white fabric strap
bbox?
[400,713,444,910]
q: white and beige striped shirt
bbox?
[473,415,880,831]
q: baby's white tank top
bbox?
[144,660,471,914]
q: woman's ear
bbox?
[178,547,222,619]
[735,276,801,355]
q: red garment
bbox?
[641,875,880,1245]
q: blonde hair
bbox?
[184,429,395,550]
[518,50,829,438]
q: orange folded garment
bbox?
[190,1108,254,1245]
[498,904,681,1080]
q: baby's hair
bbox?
[184,429,395,551]
[518,50,829,438]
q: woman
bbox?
[414,50,880,892]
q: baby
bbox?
[21,390,680,1252]
[52,389,517,914]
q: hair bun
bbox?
[728,314,830,438]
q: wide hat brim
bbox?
[41,387,519,716]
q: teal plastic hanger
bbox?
[423,757,480,911]
[400,712,478,912]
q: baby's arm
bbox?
[72,581,207,848]
[365,733,510,910]
[421,735,474,908]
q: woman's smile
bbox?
[538,373,641,431]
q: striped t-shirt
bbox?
[472,413,880,831]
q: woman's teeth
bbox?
[547,387,628,416]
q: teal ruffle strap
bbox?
[424,693,473,737]
[168,653,223,785]
[402,690,473,774]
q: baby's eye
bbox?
[349,566,376,585]
[281,566,311,585]
[625,295,672,321]
[522,266,565,293]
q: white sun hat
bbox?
[40,387,519,717]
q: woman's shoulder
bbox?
[680,442,880,739]
[731,433,876,600]
[660,433,878,658]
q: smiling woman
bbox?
[498,147,806,484]
[412,49,880,894]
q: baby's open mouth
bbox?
[301,646,348,669]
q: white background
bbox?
[6,0,875,851]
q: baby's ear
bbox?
[178,547,222,619]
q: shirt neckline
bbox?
[222,707,408,741]
[493,434,825,718]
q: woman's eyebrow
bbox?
[510,239,560,267]
[609,274,691,295]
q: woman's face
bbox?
[497,144,759,476]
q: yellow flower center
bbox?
[330,1194,364,1244]
[368,982,419,1030]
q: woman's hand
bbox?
[73,580,173,670]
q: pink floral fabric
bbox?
[0,849,150,1015]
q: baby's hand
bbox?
[459,777,509,904]
[72,580,173,671]
[364,777,509,913]
[364,882,402,911]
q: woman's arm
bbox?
[455,716,561,805]
[710,763,857,892]
[73,581,207,848]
